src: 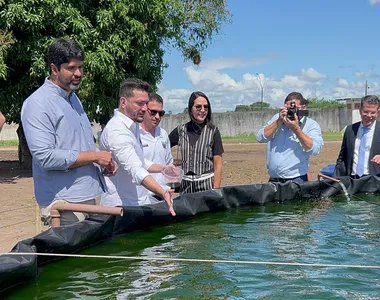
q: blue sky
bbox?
[158,0,380,113]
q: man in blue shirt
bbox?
[256,92,323,183]
[21,38,117,226]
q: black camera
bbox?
[287,101,309,121]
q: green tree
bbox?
[234,104,251,112]
[250,101,270,110]
[307,98,345,108]
[0,0,230,166]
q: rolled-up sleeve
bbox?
[256,127,267,143]
[106,124,149,185]
[305,120,324,156]
[21,100,79,171]
[144,159,154,169]
[256,114,279,143]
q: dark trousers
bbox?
[269,174,308,183]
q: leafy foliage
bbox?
[250,101,270,109]
[307,98,345,108]
[0,0,230,123]
[236,98,345,111]
[234,105,251,112]
[235,101,270,112]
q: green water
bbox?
[5,194,380,299]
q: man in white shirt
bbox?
[99,78,175,216]
[140,93,173,190]
[334,95,380,177]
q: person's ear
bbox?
[50,63,59,76]
[119,97,127,108]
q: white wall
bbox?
[0,107,347,141]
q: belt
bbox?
[269,177,291,183]
[182,172,214,182]
[350,174,368,179]
[269,174,307,183]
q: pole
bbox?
[50,202,123,228]
[365,80,368,96]
[317,173,341,183]
[256,73,264,110]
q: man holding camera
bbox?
[256,92,323,183]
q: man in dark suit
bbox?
[333,95,380,177]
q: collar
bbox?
[189,121,205,133]
[361,120,376,131]
[139,125,161,137]
[115,109,135,130]
[45,77,72,100]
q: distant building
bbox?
[336,97,362,125]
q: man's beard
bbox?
[70,82,81,90]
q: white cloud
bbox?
[184,66,244,91]
[354,71,370,78]
[301,68,327,80]
[337,78,349,87]
[331,79,371,99]
[158,57,380,113]
[281,75,307,88]
[159,88,190,112]
[201,55,272,70]
[369,0,380,5]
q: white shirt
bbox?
[96,130,102,143]
[352,121,376,176]
[139,126,173,188]
[99,111,159,206]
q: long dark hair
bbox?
[187,91,214,128]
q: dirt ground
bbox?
[0,141,341,253]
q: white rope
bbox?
[2,252,380,269]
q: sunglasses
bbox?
[147,108,165,117]
[194,104,209,110]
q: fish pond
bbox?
[5,194,380,299]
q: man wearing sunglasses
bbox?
[256,92,323,183]
[139,93,173,191]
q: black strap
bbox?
[299,116,307,131]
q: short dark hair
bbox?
[284,92,309,106]
[149,93,163,104]
[47,38,85,74]
[360,95,380,109]
[187,91,214,128]
[119,78,151,98]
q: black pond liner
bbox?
[1,175,380,294]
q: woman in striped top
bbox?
[169,91,224,194]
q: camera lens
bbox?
[287,107,296,120]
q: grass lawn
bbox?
[0,132,343,147]
[0,140,18,147]
[222,131,343,143]
[322,131,343,140]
